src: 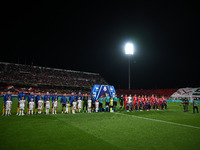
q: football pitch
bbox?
[0,98,200,150]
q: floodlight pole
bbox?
[128,55,131,90]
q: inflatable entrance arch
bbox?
[91,85,116,100]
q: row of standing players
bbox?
[122,94,167,112]
[2,91,167,116]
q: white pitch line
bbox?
[115,113,200,130]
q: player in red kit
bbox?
[133,94,137,110]
[144,95,148,110]
[150,94,154,110]
[124,94,128,111]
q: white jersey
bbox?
[128,96,132,103]
[66,103,70,108]
[6,100,12,110]
[95,101,99,112]
[46,101,50,109]
[38,100,43,110]
[29,102,34,110]
[19,100,25,110]
[88,100,92,108]
[77,100,82,109]
[66,103,70,113]
[53,101,58,108]
[95,101,99,108]
[73,101,77,109]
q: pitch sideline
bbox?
[115,112,200,130]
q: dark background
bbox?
[1,1,199,89]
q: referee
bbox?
[119,94,124,112]
[83,93,89,113]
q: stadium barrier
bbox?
[167,99,200,103]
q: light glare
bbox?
[125,43,134,55]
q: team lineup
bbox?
[2,90,168,116]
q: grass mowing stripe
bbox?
[115,112,200,130]
[50,114,122,150]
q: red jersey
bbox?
[141,97,144,103]
[150,96,154,105]
[124,97,128,105]
[159,98,162,105]
[137,97,140,105]
[144,97,148,103]
[154,97,157,104]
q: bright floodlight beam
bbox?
[125,43,134,55]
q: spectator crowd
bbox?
[0,62,107,93]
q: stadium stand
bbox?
[116,88,178,98]
[0,62,177,97]
[0,62,107,94]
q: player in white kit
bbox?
[37,97,43,114]
[72,100,77,114]
[19,96,25,116]
[29,98,34,115]
[66,101,70,113]
[46,98,50,115]
[52,98,58,114]
[5,97,12,116]
[95,100,99,113]
[88,99,92,113]
[77,97,82,113]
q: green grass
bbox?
[0,98,200,150]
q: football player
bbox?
[28,98,34,115]
[5,97,12,116]
[77,97,82,113]
[19,96,25,116]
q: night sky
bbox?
[1,1,199,89]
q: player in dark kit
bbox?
[27,92,35,115]
[16,90,26,115]
[82,93,89,113]
[163,97,167,110]
[139,98,143,111]
[51,92,58,114]
[91,94,96,112]
[98,95,104,112]
[147,99,151,111]
[61,93,67,113]
[193,98,199,113]
[69,92,75,114]
[3,91,13,116]
[119,94,124,111]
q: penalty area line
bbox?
[115,113,200,130]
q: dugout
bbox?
[91,85,116,100]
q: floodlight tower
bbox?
[125,43,134,90]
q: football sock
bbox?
[2,107,5,115]
[17,107,19,113]
[35,108,37,114]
